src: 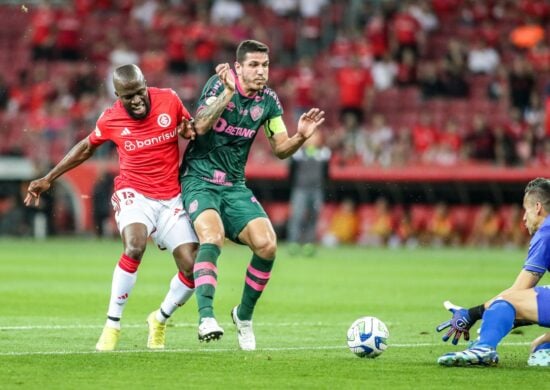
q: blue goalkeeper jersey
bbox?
[523,216,550,274]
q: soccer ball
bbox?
[347,316,389,358]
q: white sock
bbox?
[157,273,194,323]
[106,265,138,321]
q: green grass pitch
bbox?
[0,238,548,389]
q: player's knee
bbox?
[253,237,277,259]
[173,243,198,274]
[124,237,147,260]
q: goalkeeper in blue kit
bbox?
[436,177,550,367]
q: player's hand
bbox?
[178,118,196,140]
[24,178,51,207]
[215,63,235,92]
[436,300,474,345]
[297,108,325,140]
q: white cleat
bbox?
[231,306,256,351]
[528,349,550,366]
[198,317,224,342]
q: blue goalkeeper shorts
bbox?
[535,286,550,327]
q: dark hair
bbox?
[525,177,550,212]
[236,40,269,63]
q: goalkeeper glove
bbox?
[436,300,475,345]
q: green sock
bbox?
[237,254,274,321]
[193,243,221,321]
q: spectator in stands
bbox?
[28,1,56,61]
[500,204,529,249]
[441,39,470,98]
[389,2,424,61]
[462,114,495,162]
[358,197,393,247]
[467,38,500,75]
[476,19,501,50]
[535,138,550,167]
[417,61,446,100]
[131,0,159,29]
[425,118,461,166]
[507,56,536,115]
[328,111,367,166]
[425,202,457,247]
[321,198,360,247]
[364,9,389,60]
[409,0,439,33]
[411,112,438,162]
[493,124,518,167]
[361,113,394,167]
[515,127,537,167]
[334,54,374,122]
[468,203,502,247]
[287,56,319,121]
[287,131,331,257]
[525,93,544,129]
[54,4,82,61]
[296,0,328,59]
[487,64,508,102]
[371,53,397,91]
[210,0,244,26]
[391,126,413,166]
[395,48,418,87]
[388,206,418,249]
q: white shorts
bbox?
[111,188,198,253]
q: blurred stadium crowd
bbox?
[0,0,548,243]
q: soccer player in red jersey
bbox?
[24,64,198,351]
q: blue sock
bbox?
[477,300,516,349]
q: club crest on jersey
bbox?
[157,113,171,128]
[250,105,263,121]
[189,199,198,214]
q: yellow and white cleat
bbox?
[95,326,120,352]
[146,311,166,349]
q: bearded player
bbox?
[25,64,198,351]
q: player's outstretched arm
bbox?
[268,108,325,159]
[25,138,97,207]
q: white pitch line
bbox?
[0,342,533,357]
[0,322,334,331]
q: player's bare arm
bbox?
[24,138,97,207]
[194,64,236,135]
[268,108,325,159]
[484,269,541,308]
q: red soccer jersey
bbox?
[89,87,190,199]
